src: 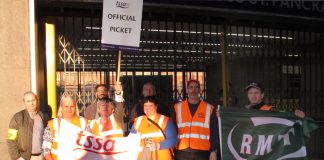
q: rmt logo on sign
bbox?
[226,117,306,160]
[116,1,129,9]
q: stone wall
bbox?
[0,0,31,159]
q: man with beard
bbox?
[84,83,125,131]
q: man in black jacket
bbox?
[7,92,49,160]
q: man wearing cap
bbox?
[245,82,272,110]
[171,80,219,160]
[245,82,305,118]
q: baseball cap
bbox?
[245,82,264,92]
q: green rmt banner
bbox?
[218,106,318,160]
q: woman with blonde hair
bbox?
[42,94,87,160]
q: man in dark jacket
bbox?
[7,92,49,160]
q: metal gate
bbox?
[38,2,324,159]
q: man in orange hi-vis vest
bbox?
[171,80,219,160]
[245,81,305,118]
[86,98,124,138]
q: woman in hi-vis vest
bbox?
[42,95,87,160]
[130,96,177,160]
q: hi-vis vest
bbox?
[174,100,214,151]
[134,114,172,160]
[260,105,273,111]
[89,114,123,137]
[44,117,87,160]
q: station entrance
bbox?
[36,1,324,158]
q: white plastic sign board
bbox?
[101,0,143,51]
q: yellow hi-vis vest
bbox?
[174,100,214,151]
[44,117,87,160]
[89,114,123,138]
[134,114,172,160]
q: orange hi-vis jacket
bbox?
[134,114,172,160]
[174,100,214,151]
[89,114,123,138]
[44,117,87,160]
[259,105,273,111]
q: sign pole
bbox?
[116,50,122,83]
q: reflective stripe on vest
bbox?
[135,114,168,140]
[177,102,211,128]
[134,114,171,160]
[175,100,214,150]
[89,115,123,137]
[158,115,165,127]
[135,116,143,130]
[80,117,87,129]
[177,102,211,129]
[178,133,210,140]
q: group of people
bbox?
[7,80,305,160]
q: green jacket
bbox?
[7,109,49,160]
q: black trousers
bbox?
[175,149,210,160]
